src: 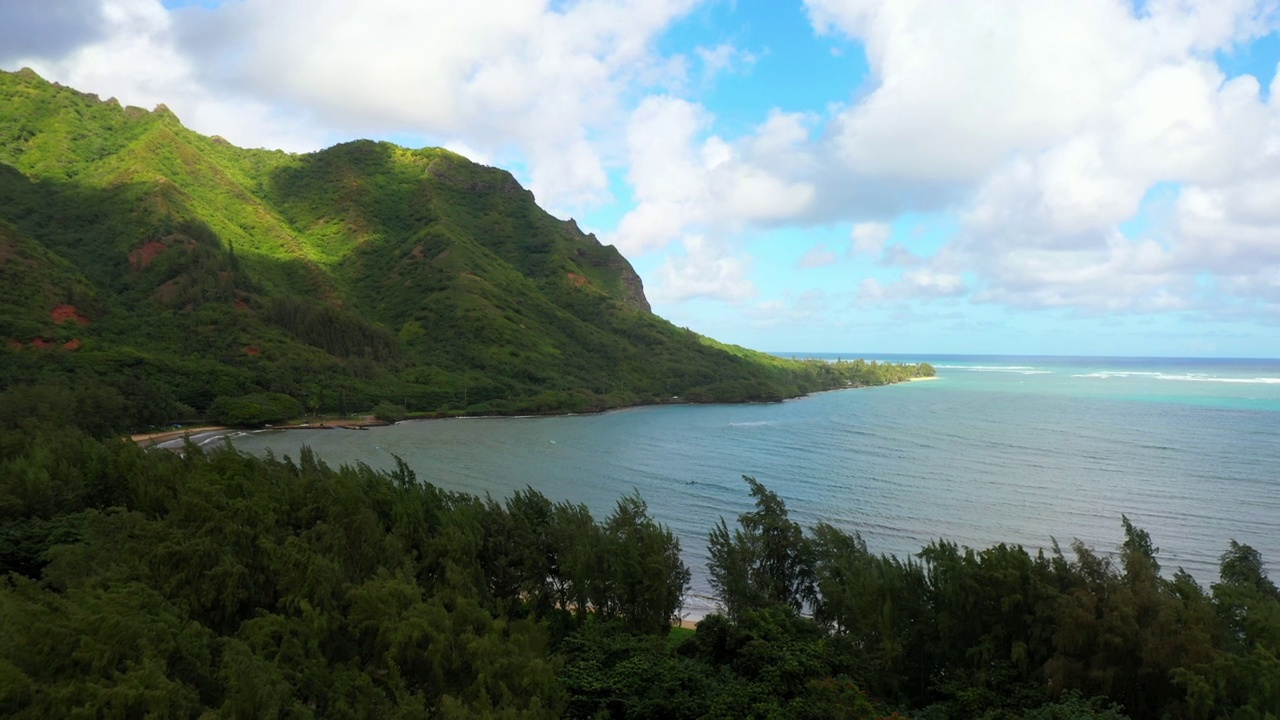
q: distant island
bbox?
[0,68,933,436]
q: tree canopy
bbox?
[2,409,1277,719]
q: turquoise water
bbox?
[226,356,1280,619]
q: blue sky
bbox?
[7,0,1280,357]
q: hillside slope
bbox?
[0,68,931,432]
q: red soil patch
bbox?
[244,345,261,356]
[61,338,81,351]
[51,304,88,325]
[567,272,588,288]
[29,337,55,349]
[129,240,167,270]
[153,277,183,303]
[235,299,249,311]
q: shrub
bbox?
[372,401,407,422]
[208,393,301,426]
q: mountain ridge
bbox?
[0,67,931,433]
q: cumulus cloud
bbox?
[3,0,331,152]
[10,0,1280,322]
[651,235,756,302]
[191,0,704,206]
[807,0,1274,182]
[611,97,816,254]
[595,0,1276,320]
[850,222,889,255]
[802,0,1280,315]
[3,0,701,208]
[901,269,966,298]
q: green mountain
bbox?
[0,68,931,433]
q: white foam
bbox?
[1160,375,1280,385]
[1073,371,1280,385]
[1071,371,1163,379]
[939,365,1051,375]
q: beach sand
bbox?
[130,426,228,447]
[129,415,391,449]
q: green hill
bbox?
[0,68,931,433]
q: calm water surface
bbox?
[228,356,1280,618]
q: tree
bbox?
[708,476,814,619]
[595,494,690,634]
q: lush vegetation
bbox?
[8,67,1269,720]
[0,67,933,436]
[1,406,1276,719]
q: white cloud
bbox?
[611,97,815,254]
[747,289,837,328]
[901,269,966,297]
[12,0,184,108]
[850,222,889,254]
[807,0,1274,183]
[802,0,1280,315]
[878,244,925,268]
[5,0,328,152]
[696,43,757,80]
[651,235,756,302]
[10,0,1280,323]
[4,0,702,209]
[202,0,702,207]
[857,278,884,302]
[614,2,1280,317]
[798,244,838,268]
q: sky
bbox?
[4,1,1280,357]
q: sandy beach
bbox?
[130,415,389,449]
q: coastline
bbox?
[130,415,390,449]
[128,376,938,449]
[130,425,228,447]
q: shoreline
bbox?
[130,415,391,448]
[128,375,937,448]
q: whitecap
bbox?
[1157,374,1280,385]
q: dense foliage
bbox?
[0,417,687,718]
[5,68,1270,720]
[2,407,1277,718]
[0,67,934,436]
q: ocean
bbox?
[225,355,1280,620]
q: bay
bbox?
[226,355,1280,619]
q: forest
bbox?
[1,408,1276,719]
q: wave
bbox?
[1073,371,1280,385]
[1163,375,1280,385]
[937,364,1052,375]
[1071,371,1163,379]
